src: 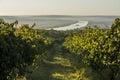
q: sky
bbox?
[0,0,120,16]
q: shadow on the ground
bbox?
[31,53,76,80]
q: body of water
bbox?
[0,16,119,30]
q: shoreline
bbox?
[47,21,88,31]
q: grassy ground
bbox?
[29,42,81,80]
[28,44,80,80]
[31,55,75,80]
[16,54,79,80]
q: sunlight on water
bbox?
[48,21,88,30]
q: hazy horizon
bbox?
[0,0,120,16]
[0,14,119,17]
